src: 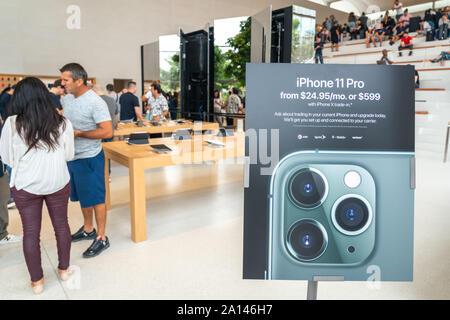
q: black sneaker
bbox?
[71,226,97,243]
[83,237,110,258]
[409,51,413,56]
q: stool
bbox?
[444,122,450,162]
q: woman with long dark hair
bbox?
[0,77,74,294]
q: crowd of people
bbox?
[314,2,450,64]
[0,62,190,295]
[213,88,245,127]
[0,62,249,294]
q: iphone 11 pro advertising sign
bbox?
[243,63,415,281]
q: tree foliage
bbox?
[160,17,251,94]
[160,53,180,92]
[214,45,239,91]
[223,17,251,88]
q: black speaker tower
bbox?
[180,27,214,121]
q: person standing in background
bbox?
[347,12,357,40]
[324,17,332,32]
[392,1,404,22]
[106,84,120,121]
[169,91,178,120]
[330,21,340,52]
[0,85,15,122]
[0,116,22,246]
[359,12,369,29]
[318,26,329,43]
[326,15,337,31]
[314,36,324,64]
[49,79,64,114]
[93,85,118,132]
[0,85,16,209]
[225,88,241,126]
[0,77,74,294]
[93,84,117,176]
[60,63,113,259]
[145,83,169,121]
[119,81,142,121]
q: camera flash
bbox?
[344,171,361,188]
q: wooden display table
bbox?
[103,133,245,243]
[114,120,219,137]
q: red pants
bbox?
[13,183,71,282]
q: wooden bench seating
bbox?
[416,67,450,72]
[325,43,450,59]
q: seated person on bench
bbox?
[389,22,407,45]
[418,19,433,36]
[430,51,450,66]
[398,31,413,56]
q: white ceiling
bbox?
[318,0,443,15]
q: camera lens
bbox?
[287,220,327,261]
[289,168,327,208]
[332,195,373,235]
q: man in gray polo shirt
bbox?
[60,63,113,258]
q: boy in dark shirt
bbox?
[390,22,407,45]
[330,22,340,52]
[0,86,15,121]
[49,79,64,114]
[314,36,324,64]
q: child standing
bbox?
[314,36,324,64]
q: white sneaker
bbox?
[0,234,23,245]
[7,200,16,209]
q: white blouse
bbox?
[0,115,74,195]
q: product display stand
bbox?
[306,281,318,300]
[306,276,344,300]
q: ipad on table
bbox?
[127,132,149,145]
[204,139,226,147]
[150,144,172,153]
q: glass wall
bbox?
[291,6,316,63]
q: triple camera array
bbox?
[286,167,373,262]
